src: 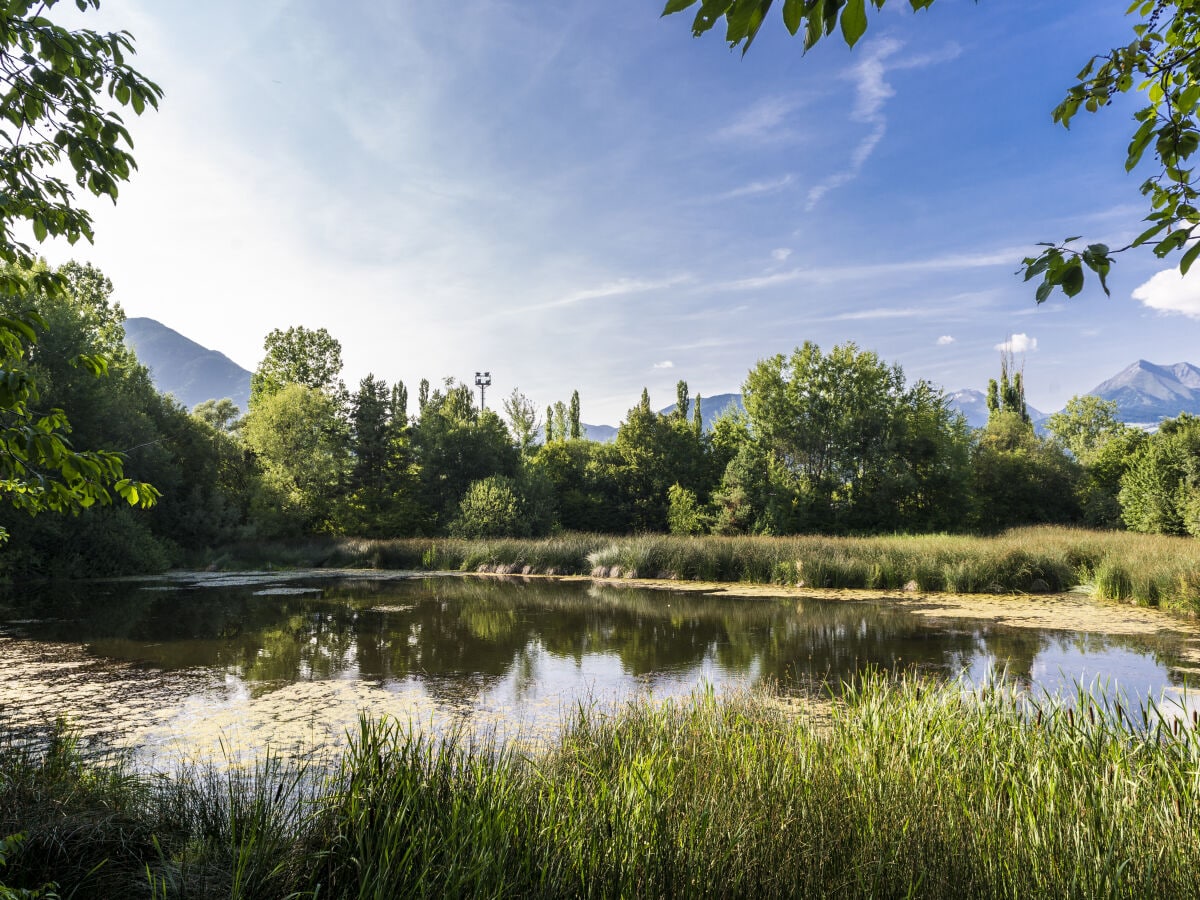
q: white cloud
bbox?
[717,174,795,200]
[806,39,960,211]
[937,335,956,345]
[653,360,675,369]
[1132,267,1200,318]
[715,96,804,142]
[771,248,792,262]
[994,333,1038,353]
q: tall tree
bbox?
[391,381,409,427]
[569,390,582,440]
[242,383,348,535]
[250,326,345,403]
[503,388,541,455]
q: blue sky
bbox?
[46,0,1200,423]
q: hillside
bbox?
[1088,360,1200,424]
[123,317,252,413]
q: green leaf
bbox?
[782,0,803,34]
[840,0,867,47]
[1180,239,1200,275]
[1060,262,1085,297]
[662,0,698,15]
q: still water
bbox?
[1,572,1198,761]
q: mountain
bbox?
[582,423,617,443]
[123,317,252,413]
[658,392,745,427]
[945,389,1045,429]
[1088,360,1200,424]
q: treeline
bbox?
[1,262,1198,576]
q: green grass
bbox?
[3,676,1200,898]
[202,527,1200,614]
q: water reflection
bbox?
[0,575,1195,757]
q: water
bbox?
[1,572,1197,762]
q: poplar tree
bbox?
[569,390,582,440]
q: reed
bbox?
[3,675,1200,898]
[203,527,1200,614]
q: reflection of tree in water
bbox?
[1,577,1191,701]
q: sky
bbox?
[38,0,1200,424]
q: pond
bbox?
[1,572,1198,763]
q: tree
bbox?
[1118,414,1200,535]
[0,2,162,538]
[192,398,240,432]
[661,0,1200,301]
[250,326,345,403]
[742,341,969,531]
[241,383,348,535]
[502,387,541,455]
[1045,395,1129,464]
[969,411,1081,532]
[986,349,1030,425]
[569,389,582,440]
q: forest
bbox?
[1,260,1195,579]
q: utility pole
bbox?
[474,371,491,411]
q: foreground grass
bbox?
[3,675,1199,899]
[207,526,1200,614]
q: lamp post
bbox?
[474,371,491,411]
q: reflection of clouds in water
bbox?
[5,576,1200,769]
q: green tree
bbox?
[250,326,345,403]
[662,0,1200,300]
[969,411,1081,532]
[450,475,525,538]
[241,383,348,535]
[192,398,240,432]
[0,2,161,537]
[1118,414,1200,535]
[411,379,519,533]
[0,263,246,573]
[667,482,711,535]
[1045,395,1129,465]
[569,389,582,440]
[742,341,968,532]
[503,388,541,455]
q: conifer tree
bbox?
[545,405,554,443]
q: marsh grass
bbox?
[206,527,1200,614]
[3,675,1200,898]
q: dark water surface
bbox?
[1,573,1197,760]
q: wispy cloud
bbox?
[701,245,1019,294]
[715,96,805,142]
[995,333,1038,353]
[832,307,930,321]
[716,174,795,201]
[1132,267,1200,318]
[498,274,693,317]
[937,335,956,345]
[771,248,792,262]
[806,38,960,210]
[653,360,675,369]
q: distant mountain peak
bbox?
[123,317,252,412]
[1088,359,1200,423]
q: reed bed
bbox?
[3,675,1200,898]
[208,527,1200,614]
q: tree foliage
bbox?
[250,326,345,403]
[0,1,161,540]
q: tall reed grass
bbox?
[207,527,1200,614]
[3,676,1200,898]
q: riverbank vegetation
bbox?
[5,260,1200,591]
[2,674,1198,899]
[205,526,1200,615]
